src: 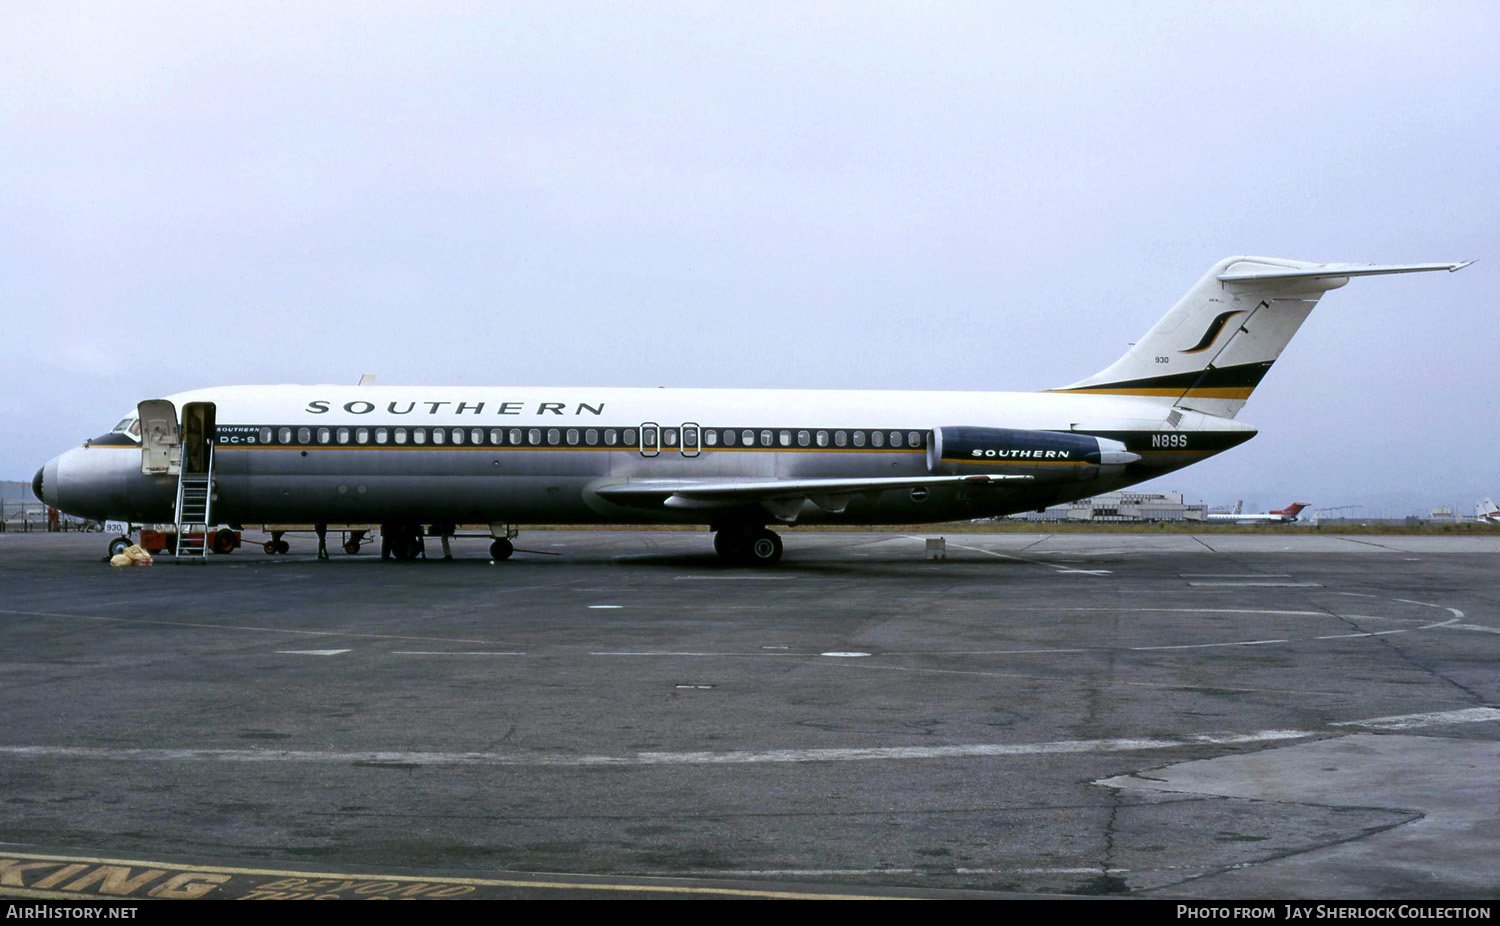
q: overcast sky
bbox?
[3,2,1495,514]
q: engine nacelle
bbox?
[927,426,1139,480]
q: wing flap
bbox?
[595,474,1029,521]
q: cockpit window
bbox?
[112,417,142,441]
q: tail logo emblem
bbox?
[1180,310,1247,354]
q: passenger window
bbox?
[604,429,618,446]
[316,428,330,444]
[375,428,388,444]
[908,431,922,448]
[451,428,464,445]
[528,428,541,445]
[623,428,637,445]
[297,427,311,444]
[779,430,792,447]
[511,429,523,445]
[432,428,445,444]
[259,427,273,444]
[796,430,810,447]
[871,431,884,447]
[760,430,773,446]
[852,431,866,447]
[336,428,349,444]
[566,429,579,445]
[413,428,427,444]
[490,429,504,445]
[703,429,717,446]
[394,428,407,444]
[889,431,902,447]
[834,430,847,447]
[663,428,678,447]
[816,430,828,447]
[547,428,560,445]
[472,428,484,444]
[723,430,736,446]
[743,430,755,446]
[585,429,598,445]
[356,428,369,444]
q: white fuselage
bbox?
[38,383,1256,528]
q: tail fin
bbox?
[1275,502,1308,519]
[1052,257,1471,419]
[1479,498,1499,521]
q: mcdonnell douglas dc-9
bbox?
[34,256,1469,565]
[1204,501,1309,524]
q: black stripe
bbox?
[1180,310,1245,354]
[1068,430,1257,454]
[1066,361,1273,392]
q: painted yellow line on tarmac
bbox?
[0,851,908,900]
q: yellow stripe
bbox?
[0,851,907,901]
[1046,387,1255,400]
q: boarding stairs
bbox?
[172,449,214,561]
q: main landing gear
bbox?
[379,523,426,561]
[489,522,519,561]
[712,525,783,566]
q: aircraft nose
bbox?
[35,457,61,508]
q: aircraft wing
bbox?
[595,474,1029,522]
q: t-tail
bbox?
[1051,257,1472,419]
[1479,498,1500,523]
[1273,502,1308,520]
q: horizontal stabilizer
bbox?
[1217,261,1472,284]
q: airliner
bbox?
[1478,499,1500,524]
[1204,501,1308,524]
[33,256,1469,565]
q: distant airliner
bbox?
[1205,501,1308,524]
[1478,499,1500,524]
[34,256,1469,564]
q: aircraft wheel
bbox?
[263,541,277,554]
[490,538,514,560]
[713,530,747,562]
[274,540,290,555]
[108,536,131,557]
[746,529,783,566]
[401,533,425,561]
[343,539,361,555]
[211,532,237,555]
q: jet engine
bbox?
[927,426,1139,480]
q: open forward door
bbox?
[137,399,181,475]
